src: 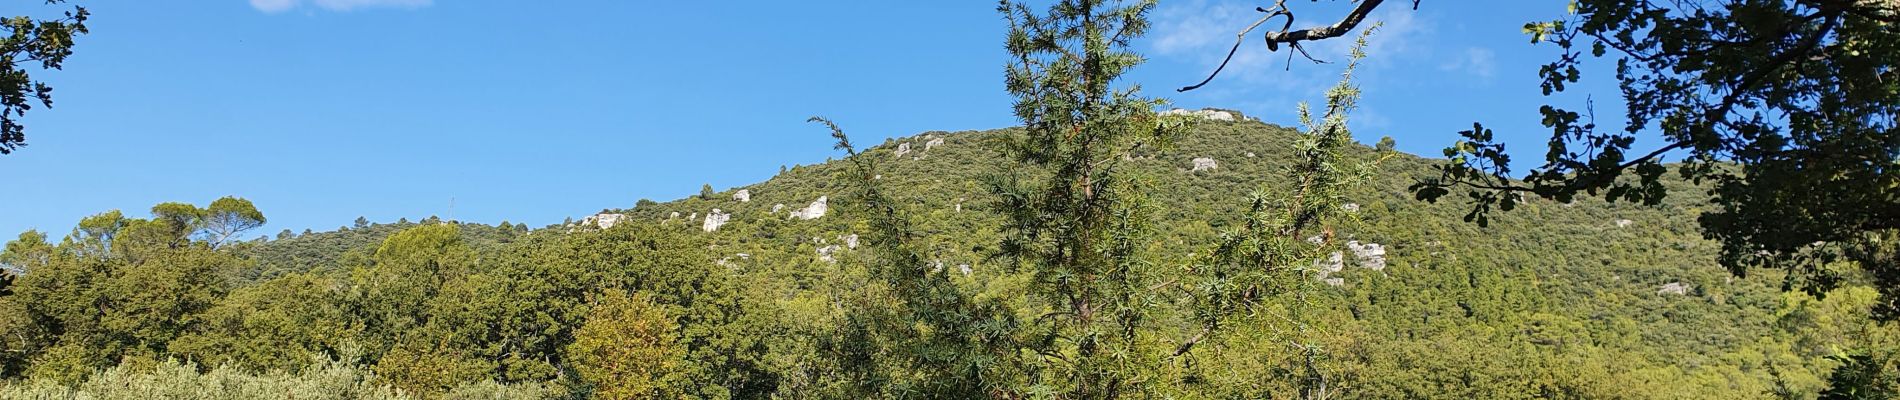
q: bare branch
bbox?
[1259,0,1387,52]
[1179,1,1289,92]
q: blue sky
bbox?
[3,0,1626,239]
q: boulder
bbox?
[925,137,945,151]
[772,203,785,214]
[791,196,829,220]
[1314,251,1345,277]
[703,209,730,232]
[1658,282,1691,295]
[733,189,751,203]
[894,142,912,158]
[1191,157,1218,172]
[817,245,841,263]
[1615,219,1634,228]
[841,234,860,250]
[1347,241,1387,271]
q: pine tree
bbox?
[993,0,1181,396]
[1179,26,1390,398]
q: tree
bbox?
[812,117,1021,397]
[699,184,716,200]
[1178,27,1389,398]
[0,1,88,154]
[354,217,370,230]
[564,289,683,400]
[993,0,1184,396]
[201,197,265,247]
[1189,0,1900,315]
[2,201,240,383]
[0,231,52,298]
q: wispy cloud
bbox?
[1439,47,1498,80]
[249,0,431,13]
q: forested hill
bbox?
[7,112,1883,398]
[227,111,1879,397]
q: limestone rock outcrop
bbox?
[733,189,751,203]
[1191,157,1218,172]
[1658,282,1691,295]
[817,245,841,263]
[791,196,829,220]
[703,209,730,232]
[1347,241,1386,271]
[1162,108,1237,121]
[580,213,628,230]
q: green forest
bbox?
[1,0,1896,399]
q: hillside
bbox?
[209,114,1883,398]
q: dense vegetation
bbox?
[1,1,1894,399]
[2,98,1894,398]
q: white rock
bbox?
[1347,241,1387,271]
[1191,157,1218,172]
[791,196,829,220]
[772,204,785,214]
[817,245,841,263]
[702,209,730,232]
[669,211,680,219]
[1306,235,1326,245]
[930,260,944,273]
[1658,282,1691,295]
[841,234,859,250]
[1615,219,1634,228]
[958,263,972,275]
[688,212,697,221]
[1323,277,1345,287]
[1342,203,1360,213]
[925,137,945,151]
[1161,108,1237,121]
[581,213,629,230]
[1246,152,1257,158]
[1314,251,1345,277]
[894,142,912,158]
[732,189,751,203]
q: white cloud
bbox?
[1440,47,1498,79]
[250,0,431,13]
[250,0,296,13]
